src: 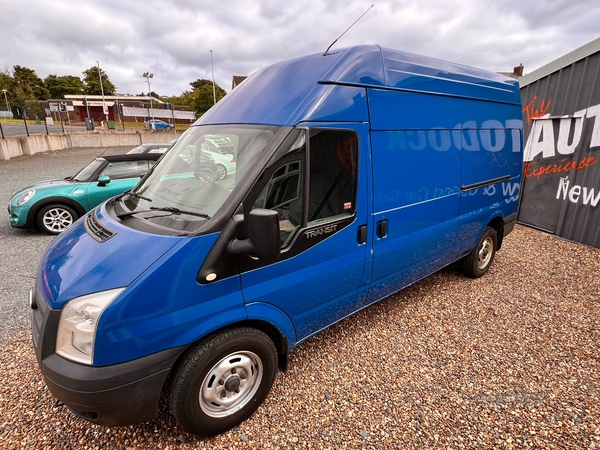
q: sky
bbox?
[1,0,599,97]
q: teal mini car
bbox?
[8,153,161,234]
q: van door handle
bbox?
[377,219,388,238]
[357,225,367,244]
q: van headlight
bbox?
[56,288,124,365]
[17,189,35,205]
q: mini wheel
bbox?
[216,164,227,180]
[460,226,497,278]
[36,204,78,234]
[169,328,278,436]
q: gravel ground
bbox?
[0,226,598,449]
[1,150,599,449]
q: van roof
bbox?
[198,45,521,127]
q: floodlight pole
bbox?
[143,72,155,130]
[210,50,216,105]
[97,61,107,125]
[2,89,9,112]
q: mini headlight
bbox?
[17,189,35,206]
[56,288,124,365]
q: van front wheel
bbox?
[460,226,497,278]
[169,328,278,436]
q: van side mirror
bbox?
[97,175,111,186]
[230,209,281,262]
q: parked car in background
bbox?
[203,149,236,179]
[202,135,236,155]
[126,141,175,155]
[7,153,161,234]
[145,119,175,130]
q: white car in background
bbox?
[204,150,236,179]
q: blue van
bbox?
[31,45,523,436]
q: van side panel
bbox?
[457,119,523,248]
[366,88,522,301]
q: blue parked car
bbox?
[145,119,175,130]
[31,45,523,436]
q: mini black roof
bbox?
[100,153,162,162]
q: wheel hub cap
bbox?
[199,351,263,418]
[478,237,493,269]
[224,376,241,392]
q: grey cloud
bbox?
[1,0,598,96]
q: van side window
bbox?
[307,129,357,225]
[253,148,304,247]
[253,129,358,248]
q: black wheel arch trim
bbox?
[27,197,87,229]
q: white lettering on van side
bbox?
[502,182,520,197]
[305,224,338,238]
[480,120,505,152]
[556,177,600,207]
[428,128,452,152]
[385,119,522,154]
[501,182,520,204]
[524,103,600,162]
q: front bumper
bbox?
[41,347,183,426]
[8,202,28,228]
[31,284,186,426]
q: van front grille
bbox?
[84,211,116,243]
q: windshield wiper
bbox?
[126,191,153,202]
[113,191,153,203]
[116,206,211,219]
[150,206,212,218]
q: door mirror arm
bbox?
[229,209,281,262]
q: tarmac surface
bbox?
[0,146,125,348]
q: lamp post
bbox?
[2,89,10,113]
[96,61,107,125]
[210,50,216,105]
[142,72,155,130]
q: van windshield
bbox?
[120,125,278,231]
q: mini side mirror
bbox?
[97,175,111,186]
[230,209,281,262]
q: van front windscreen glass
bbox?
[119,125,278,231]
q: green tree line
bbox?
[0,65,226,118]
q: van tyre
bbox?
[460,226,497,278]
[37,204,78,234]
[169,328,278,436]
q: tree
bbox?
[188,78,226,116]
[45,74,85,98]
[13,65,50,102]
[82,66,116,96]
[163,92,194,107]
